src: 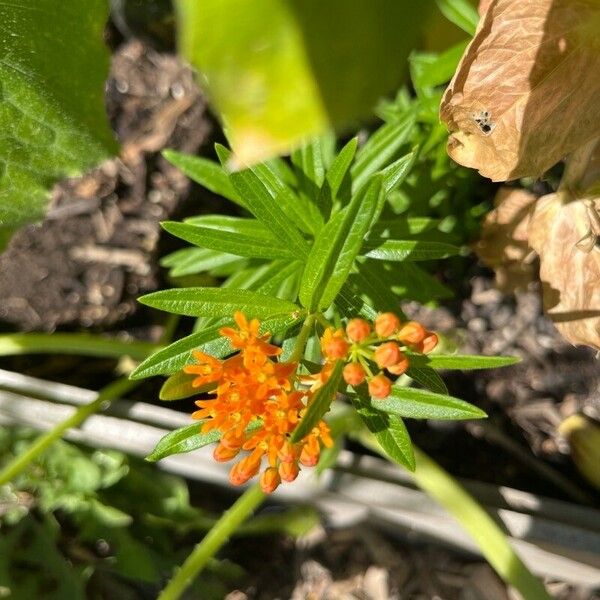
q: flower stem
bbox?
[289,313,316,363]
[157,484,266,600]
[0,377,138,486]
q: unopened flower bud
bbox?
[346,318,371,342]
[374,342,401,368]
[343,362,366,386]
[279,460,300,482]
[397,321,426,345]
[387,353,409,376]
[368,374,392,399]
[213,442,240,462]
[417,332,438,354]
[375,312,400,337]
[260,467,281,493]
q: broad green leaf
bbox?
[162,221,293,260]
[219,146,310,255]
[176,0,432,163]
[0,0,116,239]
[300,176,382,311]
[355,400,415,471]
[364,240,461,261]
[410,41,469,92]
[161,247,242,278]
[409,354,521,370]
[375,386,487,420]
[435,0,479,35]
[131,313,302,378]
[407,365,448,394]
[139,287,301,318]
[146,423,219,461]
[351,113,416,193]
[292,361,343,442]
[162,149,243,207]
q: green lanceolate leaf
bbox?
[161,247,242,278]
[351,112,416,193]
[0,0,116,242]
[355,399,415,471]
[375,386,487,420]
[406,365,448,394]
[162,221,294,260]
[380,149,417,194]
[292,361,343,443]
[370,218,441,238]
[435,0,479,35]
[146,423,219,461]
[335,283,379,321]
[300,175,383,311]
[160,371,208,401]
[176,0,432,163]
[139,287,302,318]
[409,354,521,370]
[410,41,469,92]
[364,240,461,261]
[162,149,243,207]
[219,147,310,255]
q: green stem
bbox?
[410,447,551,600]
[289,314,316,363]
[157,484,266,600]
[0,332,158,361]
[0,377,138,486]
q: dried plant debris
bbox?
[474,187,537,293]
[441,0,600,181]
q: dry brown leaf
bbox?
[529,193,600,350]
[478,0,493,17]
[441,0,600,181]
[474,187,537,292]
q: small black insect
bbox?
[472,110,494,135]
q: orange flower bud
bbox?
[229,457,260,486]
[368,374,392,399]
[343,362,366,386]
[397,321,426,345]
[213,442,240,462]
[346,318,371,342]
[387,352,409,376]
[279,461,300,482]
[374,342,401,368]
[321,328,349,360]
[277,440,298,463]
[375,312,400,337]
[417,332,438,354]
[260,467,281,493]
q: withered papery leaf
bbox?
[529,193,600,350]
[441,0,600,182]
[474,187,537,292]
[478,0,493,17]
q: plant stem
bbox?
[289,313,316,363]
[410,447,551,600]
[0,377,138,486]
[157,484,266,600]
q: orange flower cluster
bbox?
[321,313,438,399]
[184,312,332,493]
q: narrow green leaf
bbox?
[364,240,461,261]
[410,41,469,91]
[161,247,242,278]
[139,287,301,318]
[162,149,243,206]
[435,0,479,35]
[409,354,521,370]
[160,371,210,401]
[406,365,448,394]
[350,266,406,316]
[162,221,293,259]
[351,113,415,193]
[380,150,417,194]
[292,361,343,443]
[335,283,379,321]
[291,133,334,190]
[370,218,441,238]
[375,386,487,420]
[222,151,310,255]
[146,423,219,461]
[300,176,383,311]
[355,400,415,471]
